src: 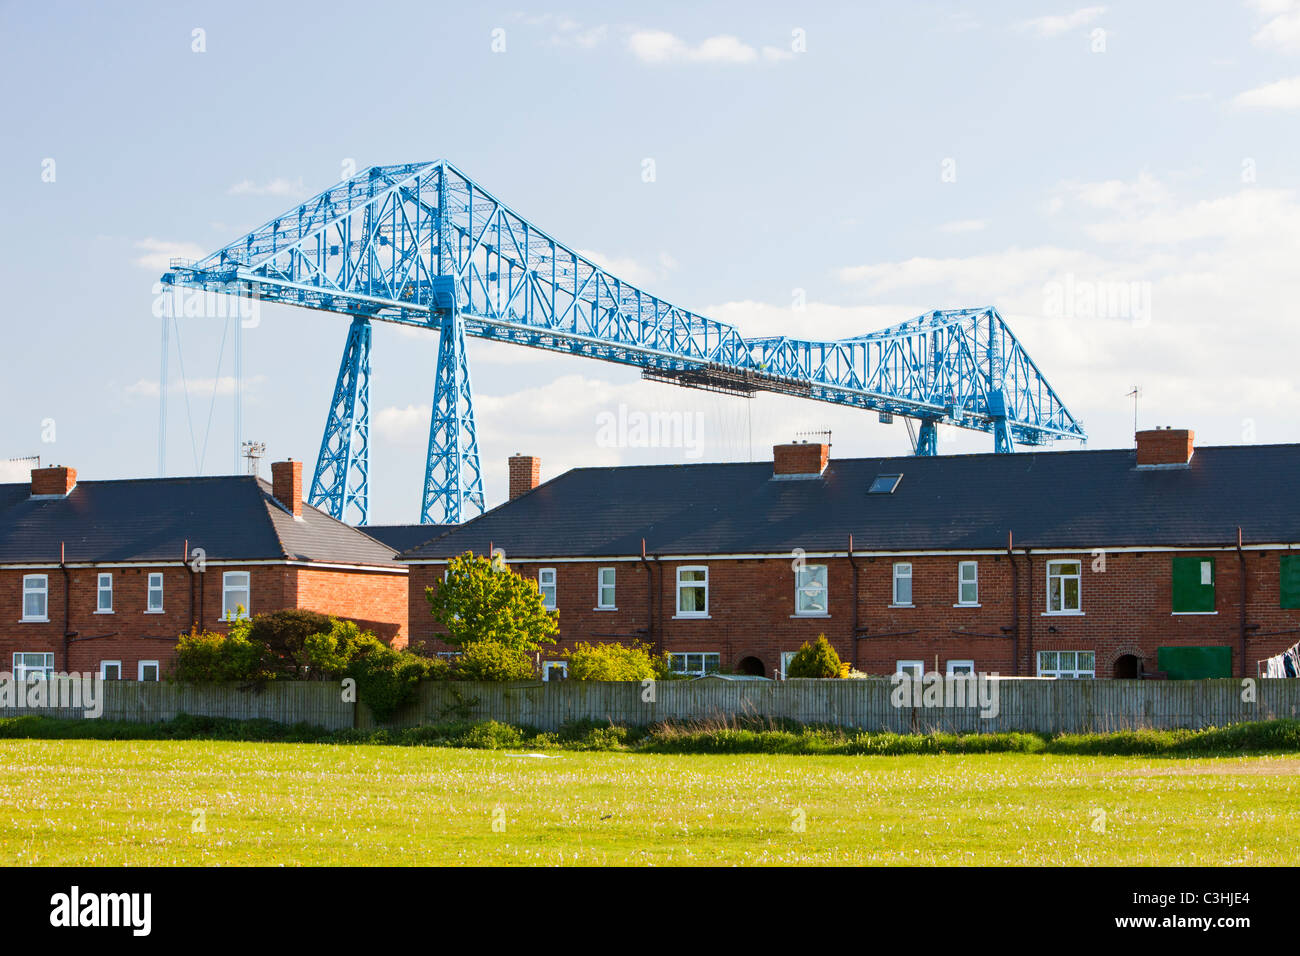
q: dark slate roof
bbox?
[362,524,459,555]
[402,444,1300,559]
[0,475,401,567]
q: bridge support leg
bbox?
[915,419,939,456]
[309,315,371,524]
[421,307,485,524]
[992,418,1016,454]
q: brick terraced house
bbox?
[400,434,1300,681]
[0,460,406,680]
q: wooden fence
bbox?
[3,677,1298,734]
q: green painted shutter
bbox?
[1171,556,1215,613]
[1281,554,1300,609]
[1156,646,1232,679]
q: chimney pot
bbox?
[271,459,303,516]
[509,454,541,500]
[1136,428,1194,468]
[31,465,76,497]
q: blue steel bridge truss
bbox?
[160,161,1086,525]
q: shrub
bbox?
[453,640,535,682]
[785,634,842,678]
[347,636,444,722]
[425,552,559,652]
[566,640,661,681]
[245,609,335,678]
[172,625,270,682]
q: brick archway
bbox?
[733,650,769,678]
[1106,644,1147,678]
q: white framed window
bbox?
[100,660,122,680]
[795,564,828,615]
[896,659,924,679]
[21,574,48,622]
[668,652,720,676]
[1046,560,1082,613]
[13,652,54,682]
[676,566,708,617]
[946,659,975,677]
[1037,650,1095,679]
[538,568,557,610]
[147,572,164,613]
[138,660,160,682]
[542,661,568,682]
[957,561,978,606]
[96,573,113,613]
[597,567,616,609]
[221,571,250,620]
[892,562,913,606]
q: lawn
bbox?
[1,739,1297,865]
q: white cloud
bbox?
[1234,75,1300,109]
[133,238,206,270]
[125,375,265,399]
[628,30,789,64]
[227,177,308,198]
[937,219,987,234]
[1252,0,1300,52]
[1016,6,1107,38]
[576,248,674,287]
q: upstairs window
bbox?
[676,567,708,616]
[96,573,113,613]
[538,568,557,610]
[21,575,48,622]
[795,564,828,615]
[1046,561,1081,613]
[1172,557,1215,613]
[597,567,616,609]
[892,563,913,606]
[147,572,165,613]
[222,571,250,620]
[957,561,978,605]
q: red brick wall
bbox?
[0,562,407,676]
[405,548,1300,678]
[508,455,541,500]
[773,443,828,476]
[1136,429,1194,466]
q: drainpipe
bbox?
[60,541,73,672]
[184,538,195,631]
[846,533,860,670]
[1024,548,1034,676]
[1237,527,1247,678]
[639,538,657,652]
[1007,531,1019,677]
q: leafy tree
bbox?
[785,634,842,679]
[452,640,536,681]
[566,641,663,681]
[425,552,558,652]
[245,609,335,679]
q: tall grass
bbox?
[0,712,1297,756]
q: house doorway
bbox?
[1113,654,1141,679]
[736,656,765,676]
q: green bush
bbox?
[172,625,270,682]
[785,634,841,678]
[347,637,445,723]
[566,641,661,681]
[245,609,335,678]
[452,640,535,682]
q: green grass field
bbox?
[2,739,1298,865]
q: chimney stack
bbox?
[31,465,76,497]
[271,459,303,516]
[508,454,541,500]
[1136,427,1194,468]
[773,441,830,478]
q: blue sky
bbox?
[3,1,1299,523]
